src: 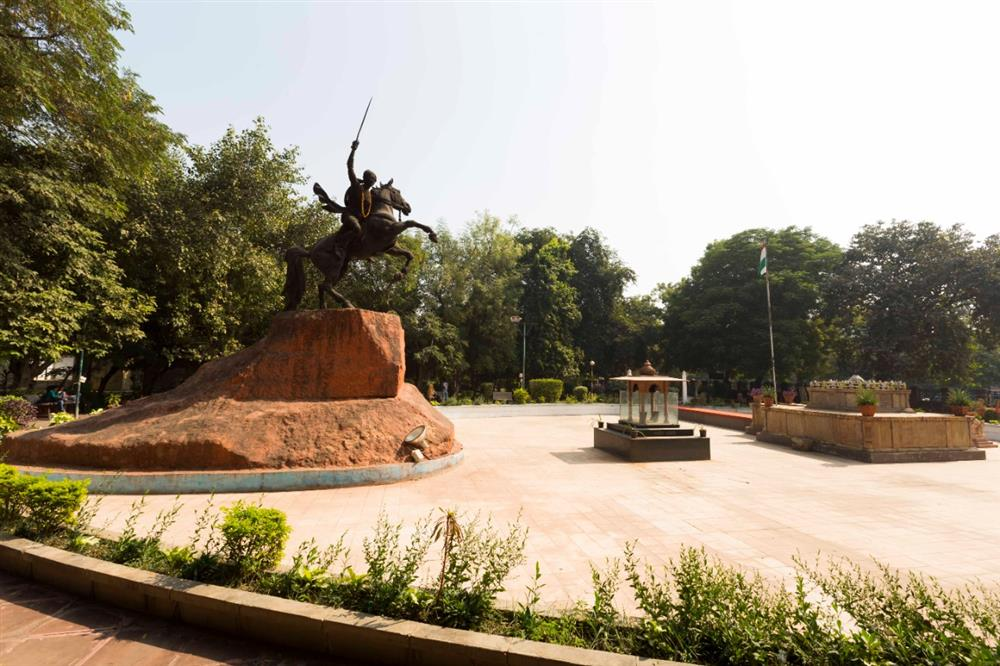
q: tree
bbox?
[0,0,174,379]
[662,227,842,383]
[518,234,581,379]
[114,120,325,391]
[567,228,636,377]
[824,221,980,385]
[972,234,1000,346]
[454,214,524,384]
[609,292,665,375]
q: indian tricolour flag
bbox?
[758,244,768,276]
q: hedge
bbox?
[528,379,563,403]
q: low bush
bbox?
[528,379,563,403]
[0,415,18,435]
[985,409,998,422]
[427,510,528,629]
[219,501,290,581]
[0,395,36,429]
[50,412,75,425]
[480,382,495,401]
[572,386,589,402]
[9,485,1000,665]
[0,464,88,536]
[512,388,530,404]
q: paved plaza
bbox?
[90,415,1000,608]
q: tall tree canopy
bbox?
[0,0,173,373]
[113,120,327,390]
[518,232,582,379]
[661,227,842,383]
[824,221,981,385]
[567,228,636,377]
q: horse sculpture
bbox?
[282,179,437,310]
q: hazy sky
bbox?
[119,1,1000,293]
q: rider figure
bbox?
[342,140,377,236]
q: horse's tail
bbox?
[282,247,309,311]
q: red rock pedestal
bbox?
[3,310,459,471]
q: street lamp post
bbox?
[589,360,595,390]
[510,315,526,388]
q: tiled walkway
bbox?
[0,571,341,665]
[88,416,1000,608]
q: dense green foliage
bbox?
[527,378,564,403]
[1,0,173,373]
[219,501,291,581]
[662,227,842,382]
[0,464,88,536]
[2,1,999,399]
[0,395,36,428]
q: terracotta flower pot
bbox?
[762,396,774,408]
[782,390,796,404]
[859,404,877,417]
[950,405,969,416]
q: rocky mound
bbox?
[3,310,458,471]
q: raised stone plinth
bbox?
[2,310,458,473]
[754,403,984,463]
[806,386,911,413]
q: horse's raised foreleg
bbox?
[384,244,414,282]
[402,220,438,243]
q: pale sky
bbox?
[120,1,1000,293]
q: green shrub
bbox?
[512,388,530,404]
[0,465,34,528]
[22,477,89,535]
[528,379,563,403]
[572,386,589,402]
[0,465,87,536]
[219,501,290,580]
[355,511,433,616]
[106,392,122,408]
[50,412,75,425]
[985,409,998,421]
[0,395,36,428]
[426,511,527,629]
[479,382,495,401]
[0,415,18,435]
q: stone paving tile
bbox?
[88,415,1000,609]
[0,572,348,665]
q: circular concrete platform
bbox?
[13,450,464,494]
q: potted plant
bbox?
[947,388,972,416]
[856,388,878,417]
[761,386,776,408]
[782,387,797,404]
[750,387,763,404]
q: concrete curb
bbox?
[0,536,689,665]
[13,450,464,495]
[678,407,751,431]
[437,404,618,419]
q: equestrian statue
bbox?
[282,102,437,310]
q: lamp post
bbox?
[589,360,595,390]
[510,315,526,388]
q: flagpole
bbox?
[764,257,778,392]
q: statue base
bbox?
[3,310,459,472]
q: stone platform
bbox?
[2,310,459,474]
[594,424,711,462]
[754,404,984,463]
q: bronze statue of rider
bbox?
[341,139,377,236]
